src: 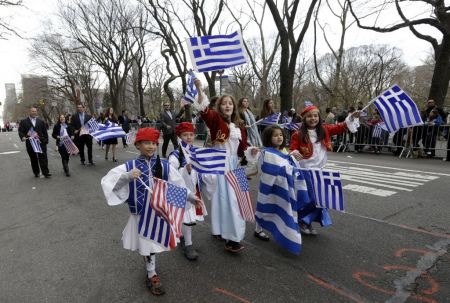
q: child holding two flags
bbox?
[101,127,201,296]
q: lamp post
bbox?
[218,69,225,95]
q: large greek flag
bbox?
[306,169,344,212]
[180,141,227,174]
[187,30,248,73]
[90,121,126,142]
[373,85,423,133]
[256,148,310,255]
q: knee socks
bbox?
[145,254,156,278]
[181,224,193,246]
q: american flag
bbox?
[186,30,248,73]
[86,118,100,132]
[225,167,255,222]
[27,128,42,153]
[257,113,281,126]
[138,178,187,250]
[182,70,198,104]
[373,85,423,133]
[306,169,344,212]
[61,136,79,154]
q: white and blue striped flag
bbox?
[187,30,248,73]
[257,113,281,126]
[180,141,227,174]
[90,121,126,142]
[256,148,310,255]
[27,128,42,153]
[182,70,198,104]
[86,118,100,132]
[372,122,387,138]
[373,85,423,133]
[304,100,313,107]
[280,122,300,131]
[306,169,344,212]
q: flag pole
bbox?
[361,98,377,112]
[137,177,153,192]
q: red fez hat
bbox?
[175,122,195,136]
[134,127,160,145]
[300,106,320,118]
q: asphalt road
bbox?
[0,130,449,303]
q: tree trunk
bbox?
[429,35,450,108]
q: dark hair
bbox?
[209,96,219,109]
[326,107,331,114]
[216,94,243,126]
[297,111,325,144]
[237,97,250,115]
[154,155,163,178]
[260,98,275,119]
[104,107,117,122]
[262,125,286,149]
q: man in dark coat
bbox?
[71,103,94,165]
[118,110,131,148]
[18,105,51,178]
[159,102,180,158]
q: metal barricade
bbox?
[403,124,450,159]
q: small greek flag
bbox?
[27,128,42,153]
[280,122,300,131]
[86,118,100,132]
[372,123,387,138]
[373,85,423,133]
[306,169,344,212]
[257,113,281,126]
[180,141,227,174]
[182,70,198,104]
[90,121,126,142]
[304,100,313,107]
[187,30,248,73]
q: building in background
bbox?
[3,83,18,123]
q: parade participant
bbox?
[18,105,51,178]
[193,79,254,253]
[290,105,359,235]
[51,114,74,176]
[103,107,119,162]
[168,122,206,261]
[101,127,201,296]
[159,102,179,158]
[238,97,262,148]
[71,103,94,165]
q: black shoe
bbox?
[225,241,244,253]
[88,162,95,166]
[81,161,86,165]
[254,231,270,241]
[44,173,52,178]
[65,172,70,177]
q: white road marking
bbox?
[0,151,21,155]
[328,160,450,177]
[340,175,413,191]
[343,184,396,197]
[126,150,139,155]
[334,168,423,187]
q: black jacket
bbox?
[18,117,49,145]
[70,112,92,138]
[52,123,74,146]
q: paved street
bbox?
[0,130,449,303]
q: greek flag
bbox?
[373,85,423,133]
[27,128,42,153]
[90,121,126,142]
[256,148,310,255]
[372,123,387,138]
[280,122,300,131]
[306,169,344,212]
[86,118,100,132]
[182,70,198,104]
[305,100,313,107]
[180,141,227,174]
[257,113,281,126]
[187,30,248,73]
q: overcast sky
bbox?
[0,0,437,111]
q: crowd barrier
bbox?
[129,122,208,141]
[334,123,450,159]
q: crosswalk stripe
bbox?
[340,175,413,191]
[328,168,424,187]
[343,184,397,197]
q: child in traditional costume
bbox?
[101,127,200,296]
[168,122,206,260]
[290,105,359,235]
[193,79,255,253]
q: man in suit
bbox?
[159,102,179,158]
[18,105,51,178]
[71,103,94,165]
[118,110,131,148]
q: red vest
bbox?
[289,123,347,159]
[200,107,247,156]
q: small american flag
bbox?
[225,167,255,222]
[27,128,42,153]
[257,113,281,126]
[61,136,79,154]
[150,177,187,238]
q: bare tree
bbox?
[266,0,319,112]
[349,0,450,107]
[59,0,140,113]
[0,0,23,39]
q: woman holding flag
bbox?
[52,114,75,177]
[103,107,119,162]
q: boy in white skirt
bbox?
[101,127,200,296]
